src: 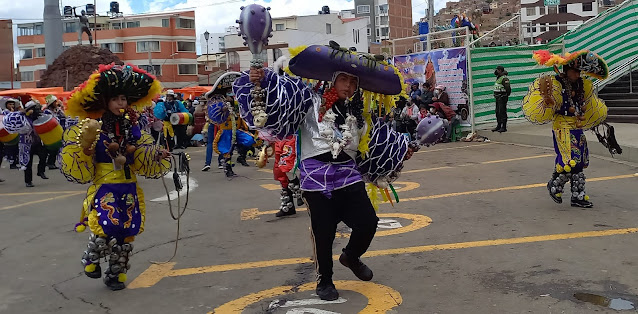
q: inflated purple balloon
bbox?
[416,115,446,145]
[237,4,273,56]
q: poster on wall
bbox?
[393,47,470,124]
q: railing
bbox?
[390,27,471,54]
[470,14,522,47]
[594,54,638,93]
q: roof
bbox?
[535,30,566,41]
[339,17,367,23]
[533,13,589,24]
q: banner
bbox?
[393,47,469,122]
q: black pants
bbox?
[46,149,57,166]
[494,93,509,125]
[303,181,379,281]
[25,142,47,184]
[162,124,188,150]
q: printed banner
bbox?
[393,47,468,109]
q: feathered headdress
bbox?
[66,63,162,119]
[533,50,608,80]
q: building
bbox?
[353,0,413,55]
[520,0,601,44]
[0,19,16,89]
[200,32,226,54]
[16,10,198,89]
[223,12,368,71]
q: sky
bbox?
[1,0,449,65]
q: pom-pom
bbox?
[569,160,576,167]
[84,264,96,273]
[75,222,87,233]
[584,195,590,201]
[556,164,564,173]
[533,50,552,65]
[564,165,572,173]
[118,273,127,283]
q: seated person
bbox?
[400,99,420,139]
[432,85,450,106]
[417,106,429,123]
[431,102,460,142]
[420,82,435,109]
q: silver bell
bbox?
[550,187,557,194]
[88,252,99,261]
[118,256,127,263]
[95,238,107,246]
[108,238,118,247]
[110,264,121,273]
[110,253,119,261]
[87,242,97,250]
[572,191,579,198]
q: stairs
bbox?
[598,70,638,123]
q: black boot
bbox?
[289,177,304,206]
[275,188,296,217]
[38,172,49,179]
[570,172,592,208]
[571,198,593,208]
[491,123,501,132]
[498,121,507,132]
[84,264,102,279]
[339,252,373,281]
[237,155,250,167]
[316,277,339,301]
[547,172,566,204]
[224,161,235,177]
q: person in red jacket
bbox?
[431,101,460,143]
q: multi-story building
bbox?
[201,32,226,55]
[16,10,198,89]
[223,12,368,71]
[520,0,601,44]
[353,0,413,55]
[0,19,16,89]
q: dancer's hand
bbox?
[249,67,265,84]
[404,147,415,160]
[156,149,170,161]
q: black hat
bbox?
[496,65,505,71]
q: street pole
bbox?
[204,30,210,86]
[94,0,97,46]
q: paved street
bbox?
[1,141,638,314]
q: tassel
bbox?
[384,188,394,207]
[366,183,379,211]
[380,187,389,202]
[389,184,399,203]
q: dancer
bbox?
[523,50,609,208]
[60,63,170,290]
[154,90,189,150]
[0,98,20,170]
[207,92,257,177]
[2,100,52,187]
[44,95,66,169]
[234,42,422,300]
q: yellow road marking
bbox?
[211,280,402,314]
[259,183,283,191]
[128,227,638,289]
[402,154,552,174]
[0,191,84,196]
[0,192,85,211]
[336,213,432,238]
[241,174,637,220]
[414,142,494,154]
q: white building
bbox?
[224,13,369,70]
[520,0,600,44]
[200,32,226,54]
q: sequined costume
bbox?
[522,50,608,208]
[207,98,257,177]
[233,43,432,301]
[60,63,169,290]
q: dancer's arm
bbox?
[59,124,96,184]
[130,130,172,179]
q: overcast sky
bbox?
[1,0,449,64]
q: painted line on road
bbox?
[241,174,637,220]
[150,172,198,202]
[402,154,553,174]
[211,280,402,314]
[128,227,638,289]
[0,192,85,211]
[0,191,84,196]
[414,142,494,154]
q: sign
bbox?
[393,47,468,110]
[218,73,240,90]
[544,0,560,5]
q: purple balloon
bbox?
[237,4,273,55]
[416,115,446,145]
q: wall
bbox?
[0,20,13,83]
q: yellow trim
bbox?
[95,163,138,185]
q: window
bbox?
[273,48,283,61]
[582,2,593,11]
[34,24,43,35]
[376,28,380,37]
[326,23,331,34]
[20,49,32,60]
[549,24,558,31]
[177,41,196,52]
[101,43,124,53]
[558,4,567,13]
[137,41,160,52]
[380,16,389,25]
[126,21,140,28]
[375,16,380,25]
[367,28,371,36]
[379,4,389,14]
[35,48,45,58]
[18,27,31,36]
[162,19,170,27]
[178,18,195,29]
[111,22,122,30]
[539,7,546,15]
[21,71,34,82]
[365,16,371,25]
[559,23,567,31]
[357,5,370,14]
[526,7,536,16]
[548,6,557,14]
[275,23,285,31]
[540,25,547,31]
[178,64,197,75]
[380,27,389,37]
[139,65,161,75]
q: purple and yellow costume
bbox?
[60,63,168,290]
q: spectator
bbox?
[431,102,460,143]
[409,82,422,105]
[417,106,429,123]
[401,98,420,139]
[432,85,450,106]
[420,82,434,109]
[393,96,407,133]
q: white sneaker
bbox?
[201,165,211,172]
